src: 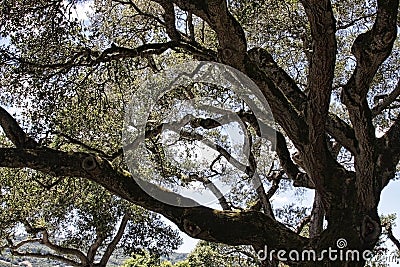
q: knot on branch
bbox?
[219,48,233,61]
[183,219,202,237]
[361,215,381,245]
[82,156,97,171]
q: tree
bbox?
[0,0,399,266]
[0,167,182,267]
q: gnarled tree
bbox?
[0,0,399,266]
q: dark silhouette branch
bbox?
[5,237,42,250]
[246,129,274,218]
[266,172,282,201]
[378,114,400,187]
[0,106,38,148]
[99,212,131,266]
[146,110,314,189]
[372,79,400,116]
[41,230,89,265]
[4,41,217,73]
[385,223,400,251]
[337,13,376,30]
[155,0,247,69]
[6,223,88,267]
[158,1,181,41]
[187,11,195,42]
[188,174,231,211]
[87,235,105,263]
[246,49,309,148]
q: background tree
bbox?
[0,0,400,266]
[0,165,182,267]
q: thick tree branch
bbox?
[0,147,308,250]
[245,51,309,148]
[341,0,399,209]
[6,237,42,250]
[152,0,211,25]
[300,0,338,193]
[377,114,400,187]
[246,47,356,154]
[207,0,247,69]
[187,11,195,42]
[6,224,88,266]
[8,42,175,69]
[309,191,324,238]
[246,47,354,197]
[274,132,314,189]
[325,114,357,155]
[41,230,89,265]
[158,1,181,41]
[345,0,398,98]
